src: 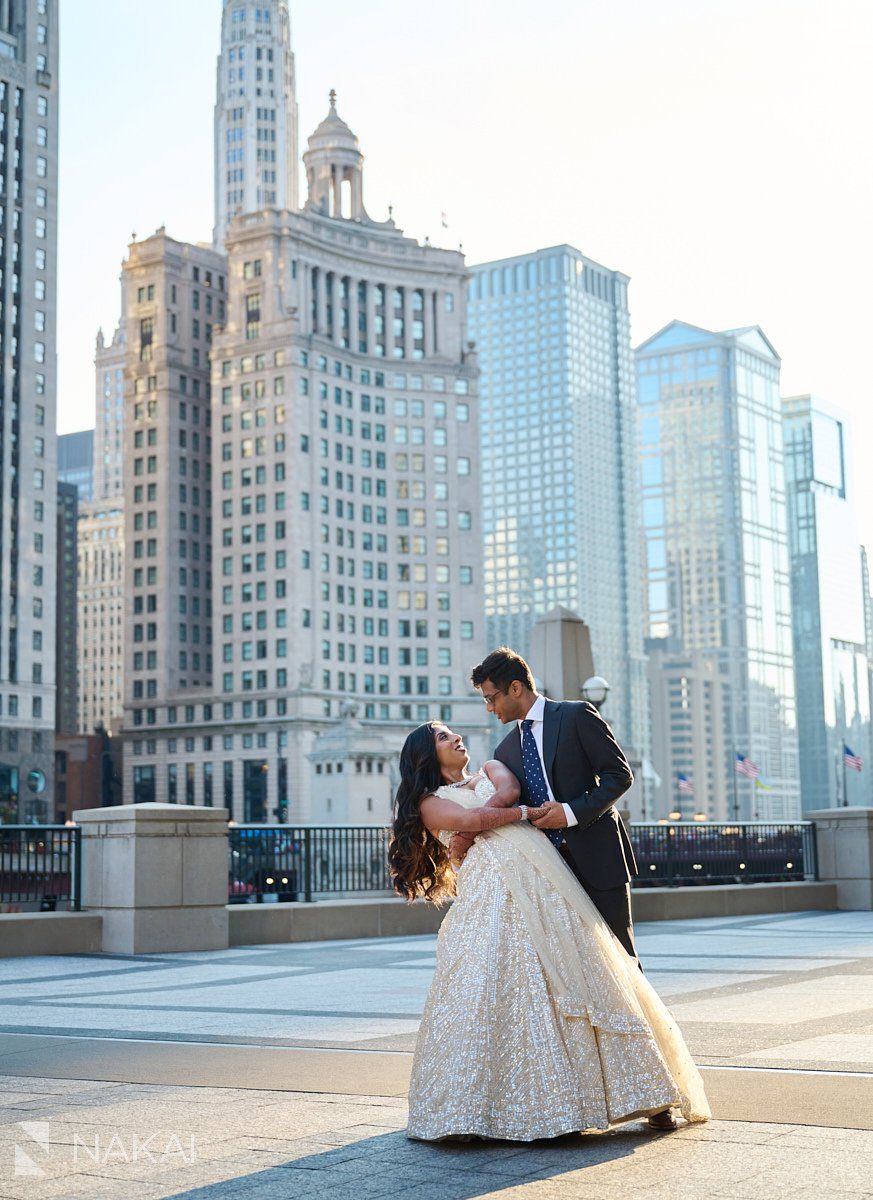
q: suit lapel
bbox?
[498,725,523,777]
[542,700,564,794]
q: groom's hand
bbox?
[529,801,568,830]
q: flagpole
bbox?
[834,746,841,807]
[842,742,848,808]
[732,748,739,821]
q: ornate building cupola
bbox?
[303,90,367,221]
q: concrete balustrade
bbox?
[808,807,873,910]
[73,803,230,954]
[0,802,867,956]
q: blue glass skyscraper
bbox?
[637,322,800,821]
[468,246,649,785]
[57,430,93,502]
[783,395,871,810]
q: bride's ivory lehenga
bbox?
[406,775,711,1141]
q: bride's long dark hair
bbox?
[388,722,455,905]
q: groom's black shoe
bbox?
[647,1109,678,1131]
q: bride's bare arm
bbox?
[448,762,522,862]
[420,793,524,836]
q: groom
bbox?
[464,646,639,958]
[457,647,677,1131]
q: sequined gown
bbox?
[406,775,710,1141]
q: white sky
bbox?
[58,0,873,548]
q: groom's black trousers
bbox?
[585,883,638,964]
[558,845,639,963]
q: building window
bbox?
[245,293,261,340]
[140,317,154,362]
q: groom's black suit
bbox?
[494,699,639,958]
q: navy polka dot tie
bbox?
[521,720,563,847]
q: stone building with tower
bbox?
[120,96,487,822]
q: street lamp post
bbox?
[580,675,643,818]
[580,676,610,710]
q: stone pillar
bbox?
[365,280,376,357]
[315,268,326,336]
[423,289,435,358]
[74,803,230,953]
[298,259,311,337]
[331,272,342,345]
[385,286,396,361]
[348,276,359,354]
[808,808,873,910]
[528,605,596,701]
[403,287,415,362]
[351,170,362,219]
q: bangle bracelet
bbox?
[518,805,528,822]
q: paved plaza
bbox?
[0,910,871,1197]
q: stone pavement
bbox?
[1,1078,873,1200]
[1,910,871,1071]
[0,910,871,1198]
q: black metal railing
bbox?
[0,825,82,911]
[0,819,821,913]
[229,819,817,902]
[229,825,391,903]
[630,821,817,887]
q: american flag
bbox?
[844,743,863,772]
[735,753,760,780]
[677,772,695,794]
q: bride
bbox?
[389,721,710,1142]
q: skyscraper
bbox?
[55,481,77,734]
[57,429,93,501]
[76,500,124,735]
[213,0,299,248]
[637,321,800,821]
[73,292,128,739]
[0,1,58,822]
[467,247,649,795]
[783,395,871,810]
[120,230,227,803]
[93,311,127,502]
[121,97,488,821]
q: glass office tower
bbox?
[783,395,870,810]
[468,246,649,784]
[57,430,93,501]
[637,322,800,820]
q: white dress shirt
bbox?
[517,694,578,828]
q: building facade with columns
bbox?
[122,98,488,822]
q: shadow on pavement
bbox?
[168,1125,643,1199]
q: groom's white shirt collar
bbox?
[517,693,546,730]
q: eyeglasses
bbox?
[481,690,506,707]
